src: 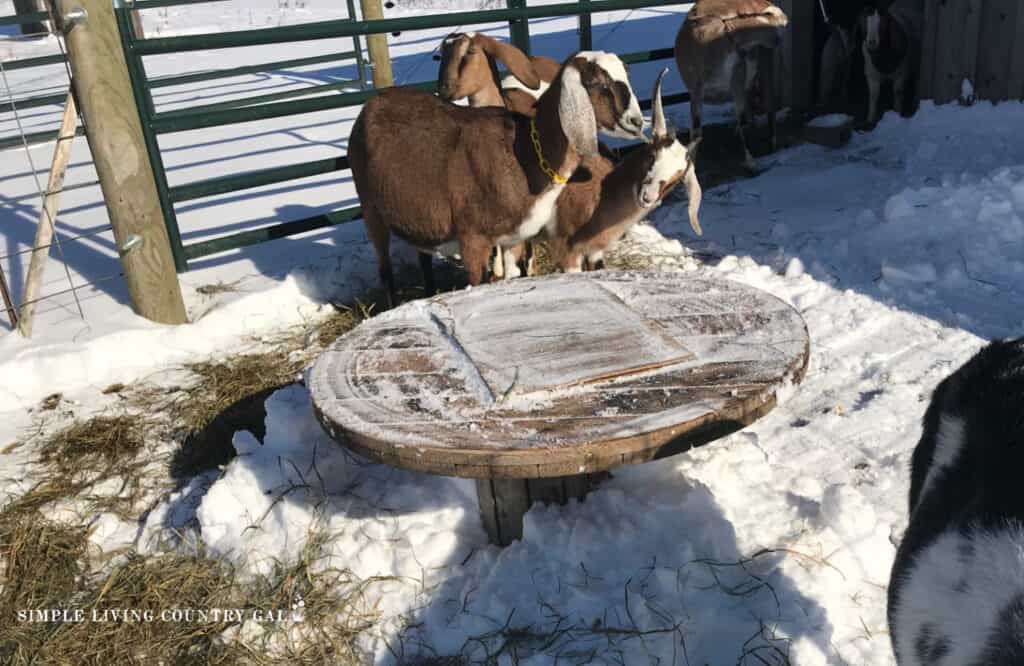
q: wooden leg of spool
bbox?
[475,473,609,547]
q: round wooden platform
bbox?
[309,271,810,480]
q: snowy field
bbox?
[3,1,1024,664]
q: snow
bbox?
[960,78,976,105]
[3,1,1024,663]
[806,113,852,129]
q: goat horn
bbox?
[652,66,669,139]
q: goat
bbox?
[674,0,788,172]
[436,32,562,279]
[435,33,625,280]
[348,51,645,307]
[888,337,1024,665]
[861,0,921,125]
[550,68,702,272]
[436,32,560,116]
[815,0,869,112]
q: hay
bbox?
[7,414,157,521]
[315,303,372,348]
[528,240,558,276]
[0,298,389,664]
[0,510,380,665]
[39,415,144,478]
[0,509,86,614]
[196,280,243,296]
[160,352,304,439]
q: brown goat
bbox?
[550,69,703,272]
[674,0,788,171]
[437,32,561,115]
[348,52,645,307]
[436,32,563,278]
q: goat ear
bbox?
[477,35,542,90]
[651,66,669,140]
[559,63,599,158]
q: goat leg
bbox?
[893,74,906,117]
[519,241,535,277]
[458,232,492,286]
[688,82,704,154]
[418,252,436,297]
[490,246,505,279]
[866,74,881,125]
[759,46,778,152]
[363,207,397,308]
[730,55,758,173]
[501,247,522,279]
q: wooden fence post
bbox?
[56,0,187,325]
[359,0,394,88]
[0,264,17,328]
[18,91,78,338]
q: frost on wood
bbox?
[308,272,809,476]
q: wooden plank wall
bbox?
[774,0,816,111]
[920,0,1024,104]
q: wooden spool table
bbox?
[309,271,809,546]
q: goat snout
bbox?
[620,112,645,139]
[638,180,659,208]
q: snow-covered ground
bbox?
[3,1,1024,664]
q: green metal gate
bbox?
[115,0,688,272]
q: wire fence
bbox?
[1,0,693,333]
[0,0,100,331]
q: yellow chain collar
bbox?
[530,118,568,185]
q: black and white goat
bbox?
[888,337,1024,665]
[348,51,645,306]
[861,0,922,125]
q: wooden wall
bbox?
[920,0,1024,103]
[775,0,817,111]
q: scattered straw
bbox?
[39,415,145,478]
[196,279,244,296]
[315,303,372,348]
[0,509,381,665]
[148,352,306,440]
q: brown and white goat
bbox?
[550,68,703,272]
[674,0,788,171]
[436,32,563,279]
[861,1,921,125]
[348,52,645,307]
[436,32,560,116]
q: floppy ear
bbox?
[558,62,599,158]
[476,34,542,90]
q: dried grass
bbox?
[196,280,244,296]
[38,415,144,478]
[0,301,391,663]
[315,303,373,348]
[0,510,383,665]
